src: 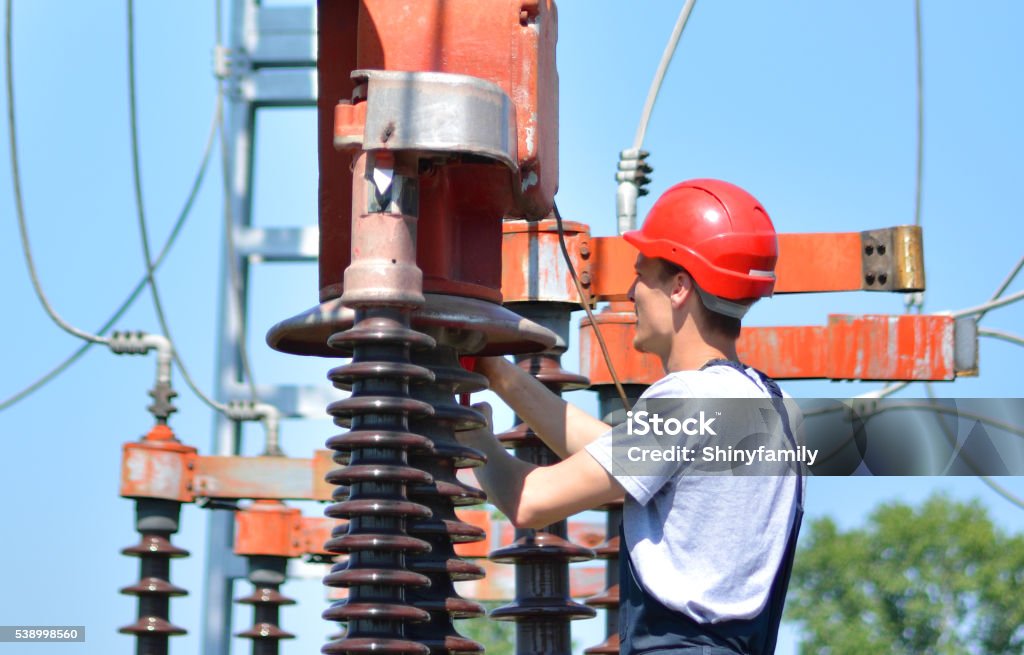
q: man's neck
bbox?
[663,335,739,373]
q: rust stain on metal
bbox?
[192,455,319,500]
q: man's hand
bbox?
[456,403,625,530]
[456,402,496,450]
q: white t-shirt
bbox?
[585,365,803,624]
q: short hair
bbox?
[655,259,743,339]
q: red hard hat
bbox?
[624,179,778,302]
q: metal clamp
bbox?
[336,69,518,170]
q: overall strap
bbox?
[700,358,805,654]
[699,358,803,509]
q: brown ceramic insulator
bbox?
[324,562,432,589]
[583,584,619,609]
[496,421,542,448]
[119,499,189,655]
[488,532,596,564]
[325,430,433,453]
[322,304,439,655]
[329,360,435,390]
[118,616,187,637]
[236,582,297,655]
[583,633,621,655]
[328,395,435,427]
[326,316,437,353]
[121,534,189,559]
[402,342,490,654]
[326,498,434,520]
[587,386,637,655]
[321,636,429,655]
[407,518,485,544]
[326,463,434,487]
[489,599,595,621]
[419,440,485,469]
[119,578,187,597]
[489,305,598,655]
[517,353,590,391]
[409,557,486,582]
[591,535,620,559]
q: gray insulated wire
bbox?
[617,0,697,234]
[126,0,230,415]
[6,0,106,345]
[0,105,218,411]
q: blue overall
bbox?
[618,360,805,655]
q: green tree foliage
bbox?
[458,601,515,655]
[787,494,1024,654]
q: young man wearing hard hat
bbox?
[458,179,804,655]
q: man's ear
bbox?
[668,270,693,310]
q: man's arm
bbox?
[476,357,613,458]
[458,403,625,529]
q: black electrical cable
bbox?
[5,0,106,344]
[0,106,217,411]
[553,202,631,412]
[126,0,234,414]
[2,0,217,412]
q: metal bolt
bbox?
[865,273,876,285]
[865,245,874,256]
[579,271,592,287]
[579,242,591,259]
[878,244,886,255]
[878,273,888,285]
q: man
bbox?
[457,179,803,654]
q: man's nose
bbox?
[627,277,637,302]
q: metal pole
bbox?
[203,1,255,653]
[490,305,596,655]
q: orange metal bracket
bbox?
[120,425,197,503]
[192,451,335,501]
[581,313,973,384]
[121,448,336,504]
[501,218,590,304]
[235,501,341,558]
[583,227,925,301]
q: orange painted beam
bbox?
[501,219,590,304]
[121,449,337,504]
[234,504,342,558]
[582,313,966,384]
[584,227,925,301]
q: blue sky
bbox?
[1,1,1023,654]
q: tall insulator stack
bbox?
[489,340,596,653]
[406,342,491,653]
[582,502,623,655]
[579,302,659,654]
[320,156,436,655]
[119,425,194,655]
[264,2,564,651]
[233,500,300,655]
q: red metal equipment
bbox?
[119,424,195,655]
[267,1,566,653]
[495,218,599,651]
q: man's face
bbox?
[628,254,682,357]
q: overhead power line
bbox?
[126,0,229,415]
[126,0,265,422]
[0,104,217,412]
[632,0,698,151]
[6,0,106,345]
[979,327,1024,349]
